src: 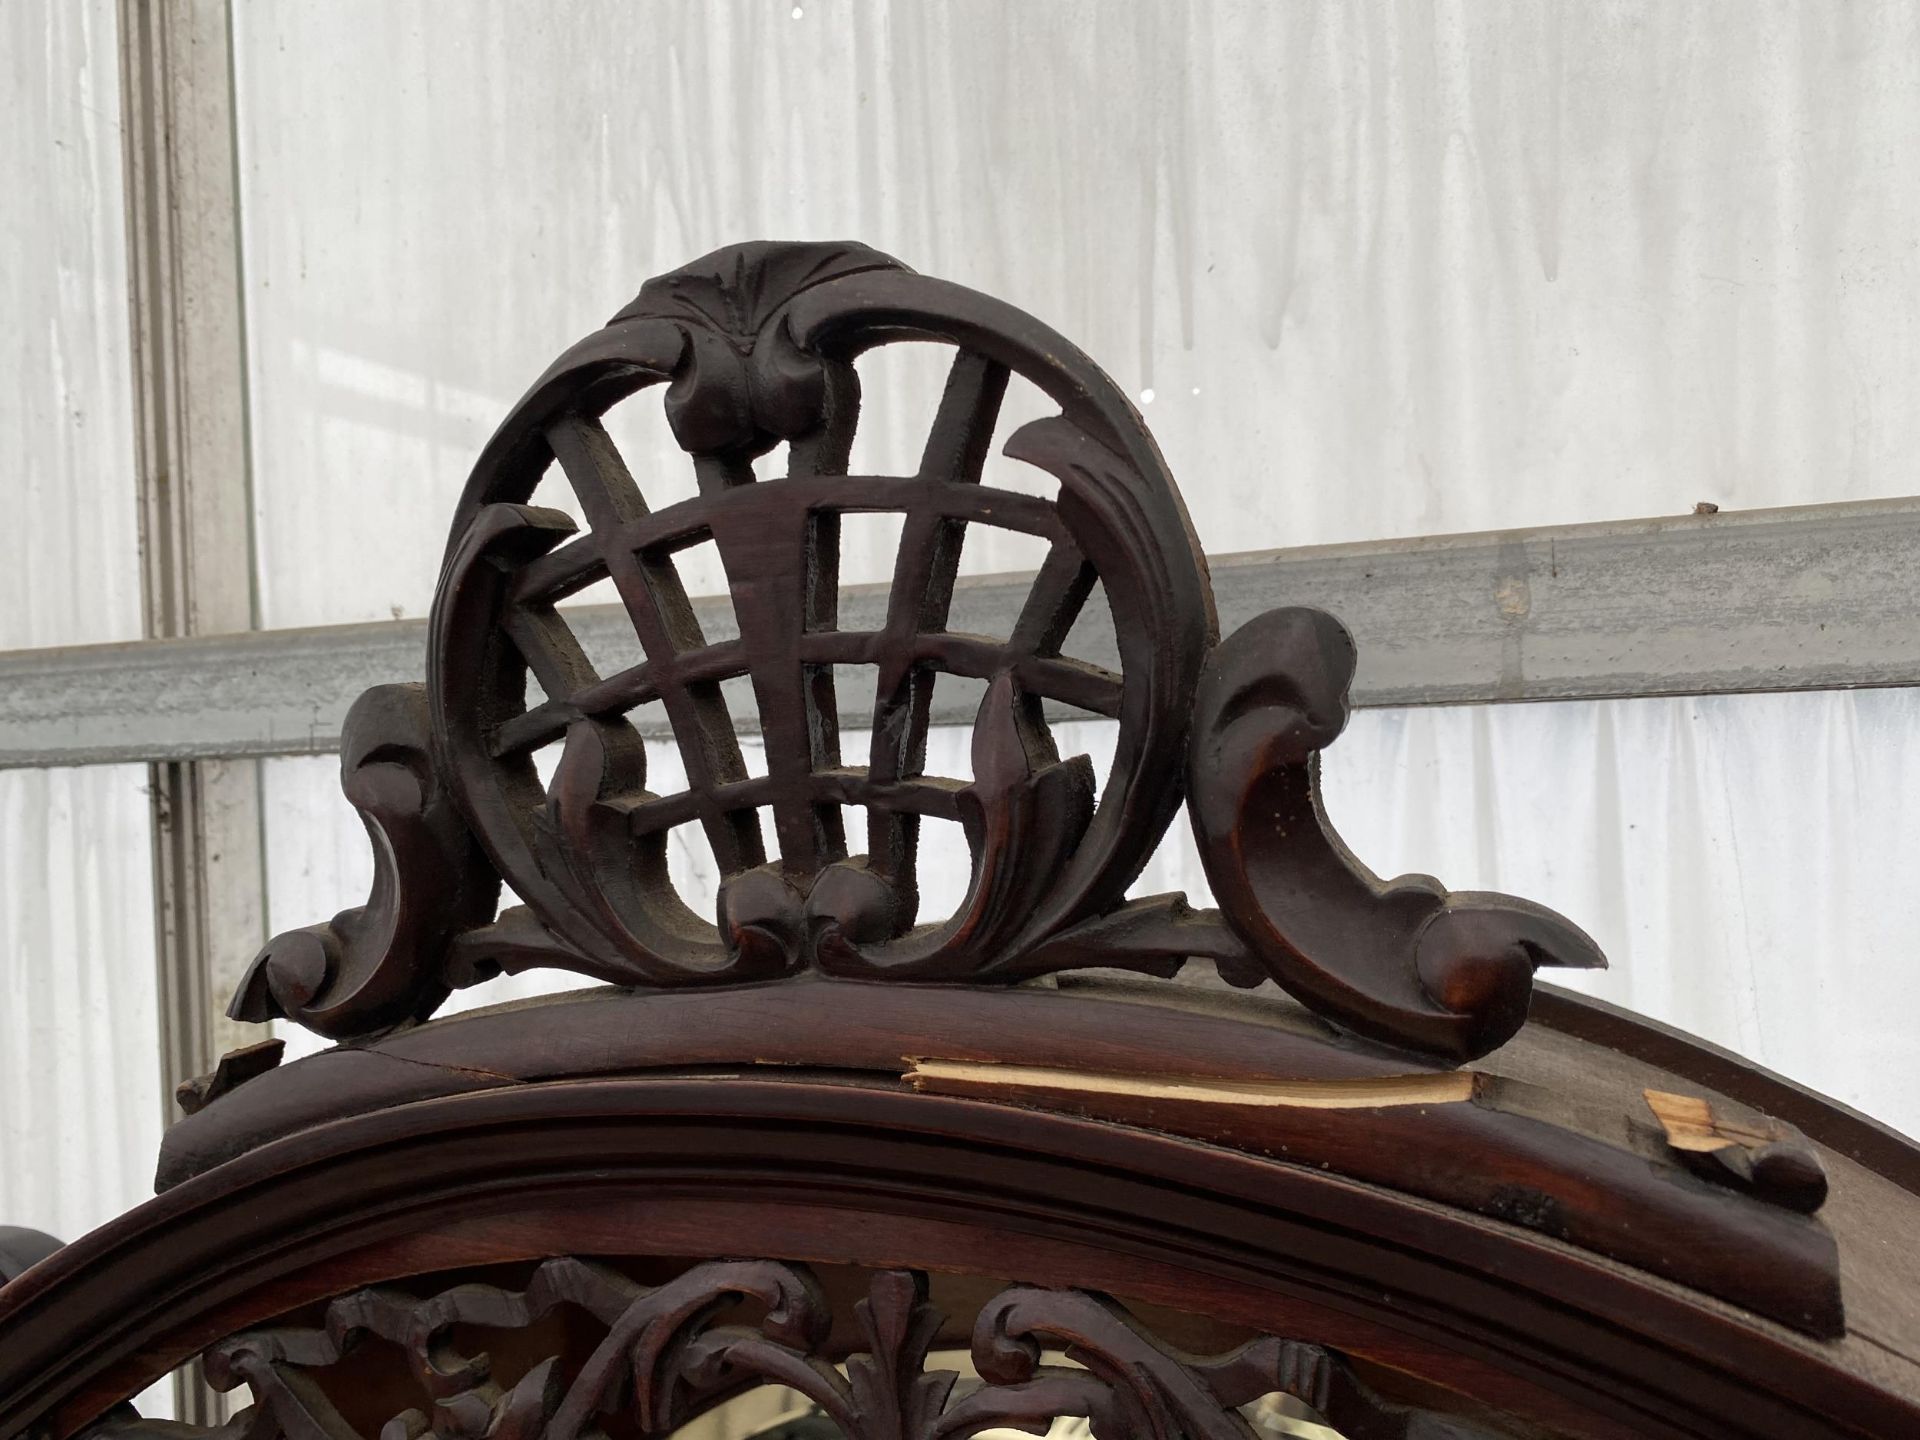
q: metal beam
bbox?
[119,0,261,1419]
[1,496,1916,770]
[117,0,266,1228]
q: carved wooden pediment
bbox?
[233,239,1601,1064]
[6,243,1916,1440]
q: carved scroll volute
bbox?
[231,683,501,1037]
[955,1286,1285,1440]
[1187,607,1605,1062]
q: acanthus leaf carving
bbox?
[618,240,905,459]
[1186,606,1605,1062]
[810,674,1096,979]
[230,683,501,1039]
[91,1260,1495,1440]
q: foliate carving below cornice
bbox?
[101,1259,1471,1440]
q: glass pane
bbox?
[165,1258,1511,1438]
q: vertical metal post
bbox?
[116,0,265,1421]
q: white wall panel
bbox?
[0,0,164,1268]
[233,0,1920,627]
[1322,689,1920,1139]
[1,1,1904,1420]
[2,0,144,651]
[0,766,160,1240]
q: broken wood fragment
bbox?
[907,1058,1479,1109]
[1645,1088,1828,1214]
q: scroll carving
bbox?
[88,1261,1494,1440]
[1187,609,1604,1061]
[231,684,500,1038]
[229,239,1602,1068]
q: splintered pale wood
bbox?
[10,1067,1900,1440]
[1643,1087,1830,1215]
[1646,1089,1783,1153]
[906,1058,1481,1109]
[8,238,1919,1440]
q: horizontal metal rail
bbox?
[3,497,1915,769]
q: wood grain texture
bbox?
[1187,606,1603,1059]
[1531,984,1920,1196]
[6,1076,1914,1440]
[152,976,1844,1341]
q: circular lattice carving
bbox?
[425,241,1214,985]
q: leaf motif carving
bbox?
[228,683,500,1039]
[1186,607,1605,1062]
[90,1261,1492,1440]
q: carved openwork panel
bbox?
[85,1261,1493,1440]
[233,240,1602,1062]
[427,242,1210,993]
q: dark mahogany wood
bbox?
[80,1259,1487,1440]
[1187,606,1603,1060]
[1532,983,1920,1194]
[152,979,1842,1336]
[229,239,1596,1062]
[0,1229,62,1287]
[6,241,1918,1440]
[230,684,498,1033]
[5,1074,1917,1440]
